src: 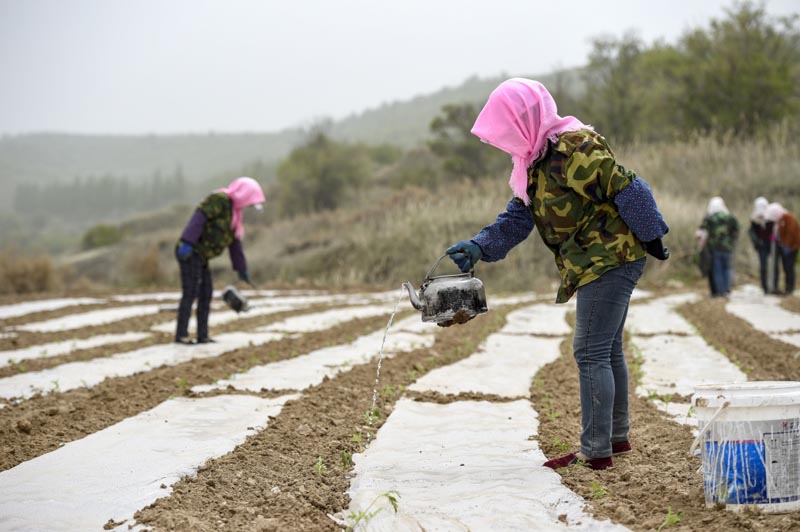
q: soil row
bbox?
[133,307,515,531]
[530,299,800,532]
[0,312,394,472]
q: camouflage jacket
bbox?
[190,192,235,261]
[472,129,647,303]
[526,129,646,302]
[701,212,739,252]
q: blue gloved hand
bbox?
[176,241,193,261]
[238,269,251,284]
[446,240,483,273]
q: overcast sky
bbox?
[1,0,797,135]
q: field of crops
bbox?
[0,284,799,531]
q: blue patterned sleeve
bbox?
[471,199,535,262]
[613,177,669,242]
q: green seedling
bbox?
[628,344,645,384]
[544,400,560,422]
[351,432,363,445]
[590,481,608,499]
[340,450,354,468]
[380,385,396,399]
[346,490,400,531]
[314,456,327,476]
[532,376,544,388]
[50,380,60,392]
[657,507,682,530]
[364,407,380,425]
[175,377,188,393]
[551,437,571,454]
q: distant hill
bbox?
[0,130,304,187]
[0,69,583,211]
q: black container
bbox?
[222,285,249,313]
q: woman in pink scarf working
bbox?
[446,79,669,470]
[174,177,265,345]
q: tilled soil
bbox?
[133,307,514,531]
[780,294,800,314]
[0,304,343,379]
[680,298,800,381]
[3,290,800,531]
[0,307,176,351]
[0,312,393,472]
[530,304,800,532]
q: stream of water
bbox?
[367,287,406,442]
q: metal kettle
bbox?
[221,285,249,313]
[402,254,488,327]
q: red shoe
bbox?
[543,452,613,471]
[612,440,632,455]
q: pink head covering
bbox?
[217,177,265,239]
[471,78,590,205]
[765,202,788,223]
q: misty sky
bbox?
[1,0,797,135]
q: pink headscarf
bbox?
[765,202,788,223]
[217,177,265,239]
[471,78,590,205]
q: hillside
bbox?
[0,69,582,200]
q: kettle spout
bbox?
[402,282,425,311]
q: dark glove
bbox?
[645,238,670,261]
[176,241,193,261]
[446,240,483,273]
[237,269,251,284]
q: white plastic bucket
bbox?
[692,381,800,513]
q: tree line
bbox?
[269,2,799,216]
[563,1,800,143]
[14,170,191,223]
[8,1,798,247]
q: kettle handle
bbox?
[424,254,474,281]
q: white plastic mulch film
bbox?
[341,302,627,531]
[0,394,297,531]
[193,315,436,394]
[726,285,800,346]
[0,297,105,320]
[0,332,151,368]
[11,305,163,333]
[0,305,392,401]
[340,399,627,531]
[628,292,746,428]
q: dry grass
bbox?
[59,129,799,293]
[0,252,58,295]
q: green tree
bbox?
[582,33,644,143]
[275,131,370,215]
[428,103,506,181]
[676,1,800,135]
[82,224,124,250]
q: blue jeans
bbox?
[711,250,732,296]
[573,258,646,459]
